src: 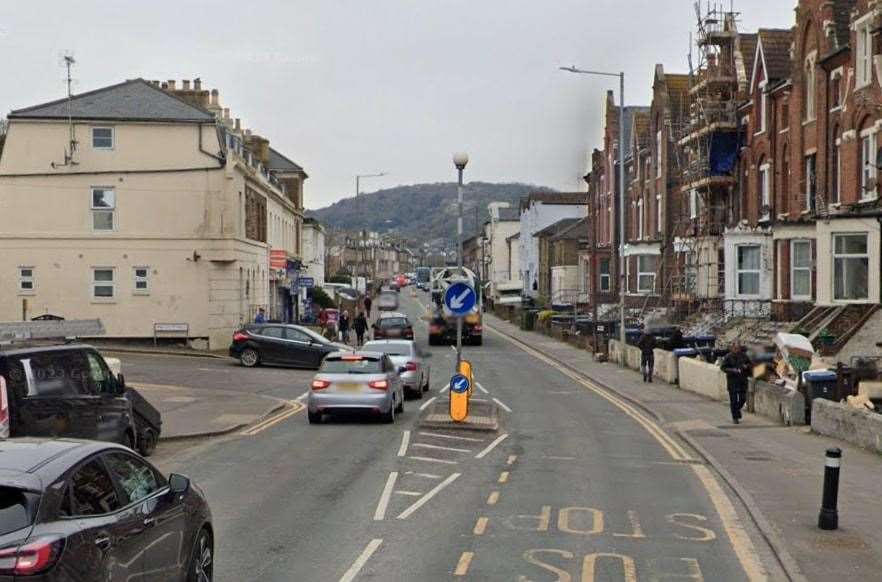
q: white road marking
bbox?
[507,455,518,465]
[404,471,442,479]
[450,345,457,353]
[440,385,449,394]
[295,391,309,402]
[407,456,459,465]
[475,381,489,394]
[412,442,472,453]
[475,433,509,459]
[487,491,500,505]
[498,471,510,484]
[419,431,484,442]
[492,398,512,413]
[339,538,383,582]
[397,430,411,457]
[544,455,577,461]
[394,490,423,497]
[397,473,462,519]
[418,396,438,411]
[373,472,398,521]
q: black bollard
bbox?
[818,448,842,531]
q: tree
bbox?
[311,287,335,309]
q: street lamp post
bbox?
[560,66,627,350]
[453,152,469,369]
[355,172,387,284]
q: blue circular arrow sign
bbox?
[443,282,477,316]
[450,373,470,394]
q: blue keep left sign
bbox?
[450,373,470,394]
[444,282,477,316]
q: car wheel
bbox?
[308,411,323,425]
[472,336,483,346]
[187,527,213,582]
[423,373,430,392]
[138,428,157,457]
[395,394,404,413]
[410,386,423,400]
[381,402,395,424]
[240,348,260,367]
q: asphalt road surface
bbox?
[121,292,787,581]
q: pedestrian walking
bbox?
[720,341,753,424]
[364,295,373,318]
[254,307,266,324]
[353,311,369,346]
[637,330,656,383]
[339,310,351,344]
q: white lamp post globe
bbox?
[453,152,469,170]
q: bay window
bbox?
[736,245,761,296]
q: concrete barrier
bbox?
[609,340,642,371]
[653,349,679,384]
[811,399,882,454]
[750,380,806,426]
[678,357,728,401]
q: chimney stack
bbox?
[235,118,241,131]
[210,89,219,105]
[223,108,230,120]
[194,78,202,91]
[161,82,168,89]
[183,80,191,90]
[168,80,176,90]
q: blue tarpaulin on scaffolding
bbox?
[709,132,739,176]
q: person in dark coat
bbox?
[339,310,351,344]
[720,341,753,424]
[637,331,657,382]
[364,296,373,318]
[670,327,684,350]
[353,311,369,346]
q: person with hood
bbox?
[339,310,351,344]
[720,341,753,424]
[353,311,369,346]
[637,330,657,383]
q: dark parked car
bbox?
[372,313,414,341]
[229,324,351,368]
[0,344,136,449]
[0,438,212,581]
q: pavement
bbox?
[484,312,882,582]
[136,291,802,581]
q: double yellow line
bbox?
[240,401,305,436]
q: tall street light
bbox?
[355,172,387,283]
[560,65,627,349]
[453,152,469,368]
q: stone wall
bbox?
[811,399,882,454]
[751,380,806,426]
[653,349,679,384]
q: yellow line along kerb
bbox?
[240,402,304,436]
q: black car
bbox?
[372,313,415,341]
[0,344,136,448]
[229,324,350,368]
[0,438,212,581]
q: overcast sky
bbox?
[0,1,795,209]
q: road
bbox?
[121,291,787,581]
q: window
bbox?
[856,16,873,89]
[259,326,284,339]
[830,70,842,109]
[6,351,91,397]
[805,154,817,212]
[636,255,657,294]
[656,193,662,235]
[637,199,644,239]
[656,131,663,177]
[91,188,115,231]
[69,460,120,516]
[759,163,771,220]
[84,352,116,395]
[103,453,162,506]
[599,259,611,292]
[804,57,816,121]
[781,146,790,203]
[736,245,761,296]
[860,131,877,200]
[791,240,812,300]
[757,81,768,133]
[0,487,36,536]
[833,234,869,301]
[133,267,149,294]
[92,268,115,300]
[284,328,312,342]
[18,267,34,293]
[781,101,789,130]
[689,189,699,219]
[831,136,841,205]
[91,127,114,149]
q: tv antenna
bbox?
[51,52,79,168]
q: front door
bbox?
[255,326,287,364]
[283,328,322,367]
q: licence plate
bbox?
[387,330,401,337]
[337,383,362,392]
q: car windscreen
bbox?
[320,357,384,374]
[363,343,411,356]
[378,318,408,329]
[0,487,37,536]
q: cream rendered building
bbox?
[0,78,306,348]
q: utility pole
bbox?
[453,153,469,369]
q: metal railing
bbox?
[723,299,772,321]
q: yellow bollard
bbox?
[449,373,470,422]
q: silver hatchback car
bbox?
[308,351,406,424]
[362,340,431,399]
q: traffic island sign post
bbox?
[444,282,477,422]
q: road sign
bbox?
[450,373,470,394]
[299,277,315,289]
[443,282,477,317]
